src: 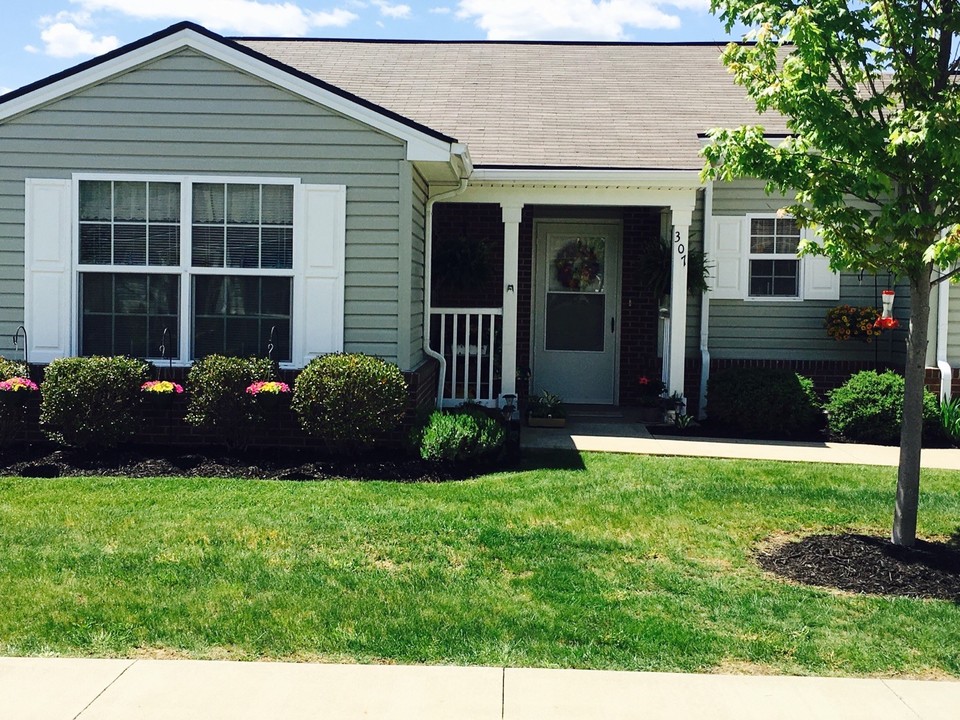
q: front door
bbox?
[532,220,621,404]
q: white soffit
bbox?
[459,168,703,207]
[0,26,458,164]
[470,167,703,188]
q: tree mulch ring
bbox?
[0,444,499,483]
[757,532,960,602]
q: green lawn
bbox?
[1,451,959,677]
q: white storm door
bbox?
[532,221,621,404]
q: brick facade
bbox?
[618,208,665,405]
[433,203,665,405]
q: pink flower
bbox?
[246,381,291,396]
[141,380,184,394]
[0,376,38,392]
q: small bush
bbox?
[292,353,408,453]
[40,356,147,448]
[185,355,276,447]
[706,367,822,438]
[0,356,27,380]
[412,407,506,462]
[826,370,939,445]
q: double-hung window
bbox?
[747,216,801,298]
[77,176,296,363]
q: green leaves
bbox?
[705,1,960,284]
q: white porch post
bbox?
[668,206,694,399]
[500,203,523,398]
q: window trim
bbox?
[72,173,301,365]
[743,212,804,303]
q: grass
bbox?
[1,450,959,677]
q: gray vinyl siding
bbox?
[684,189,705,355]
[409,167,428,366]
[0,48,409,364]
[947,284,960,365]
[708,179,908,364]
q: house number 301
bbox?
[675,230,687,267]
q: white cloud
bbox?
[307,8,360,26]
[24,45,40,54]
[374,0,411,18]
[456,0,709,40]
[70,0,358,35]
[0,87,12,95]
[39,21,120,58]
[429,6,452,13]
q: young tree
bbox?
[702,1,960,546]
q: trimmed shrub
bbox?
[706,367,822,438]
[0,356,27,380]
[40,356,148,448]
[292,353,407,453]
[826,370,939,445]
[185,355,276,447]
[412,406,506,463]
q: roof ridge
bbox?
[236,37,745,48]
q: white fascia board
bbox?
[0,28,456,164]
[456,169,702,209]
[469,167,703,189]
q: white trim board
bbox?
[0,25,457,164]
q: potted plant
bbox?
[661,391,686,424]
[527,390,567,428]
[0,374,38,448]
[637,374,667,423]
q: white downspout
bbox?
[698,182,713,419]
[937,271,953,400]
[423,176,469,408]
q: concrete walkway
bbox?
[3,656,960,720]
[521,419,960,470]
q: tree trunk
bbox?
[892,264,933,547]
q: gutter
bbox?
[937,271,953,400]
[698,181,713,419]
[423,171,470,408]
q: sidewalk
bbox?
[3,656,959,720]
[521,420,960,470]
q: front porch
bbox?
[425,179,701,411]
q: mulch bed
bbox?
[0,444,490,483]
[757,533,960,601]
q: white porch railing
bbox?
[430,307,503,407]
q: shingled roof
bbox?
[237,39,789,171]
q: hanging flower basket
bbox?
[825,305,883,342]
[142,380,184,394]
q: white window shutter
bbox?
[709,216,747,299]
[293,184,346,365]
[802,227,840,300]
[24,179,73,364]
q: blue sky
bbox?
[1,1,741,95]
